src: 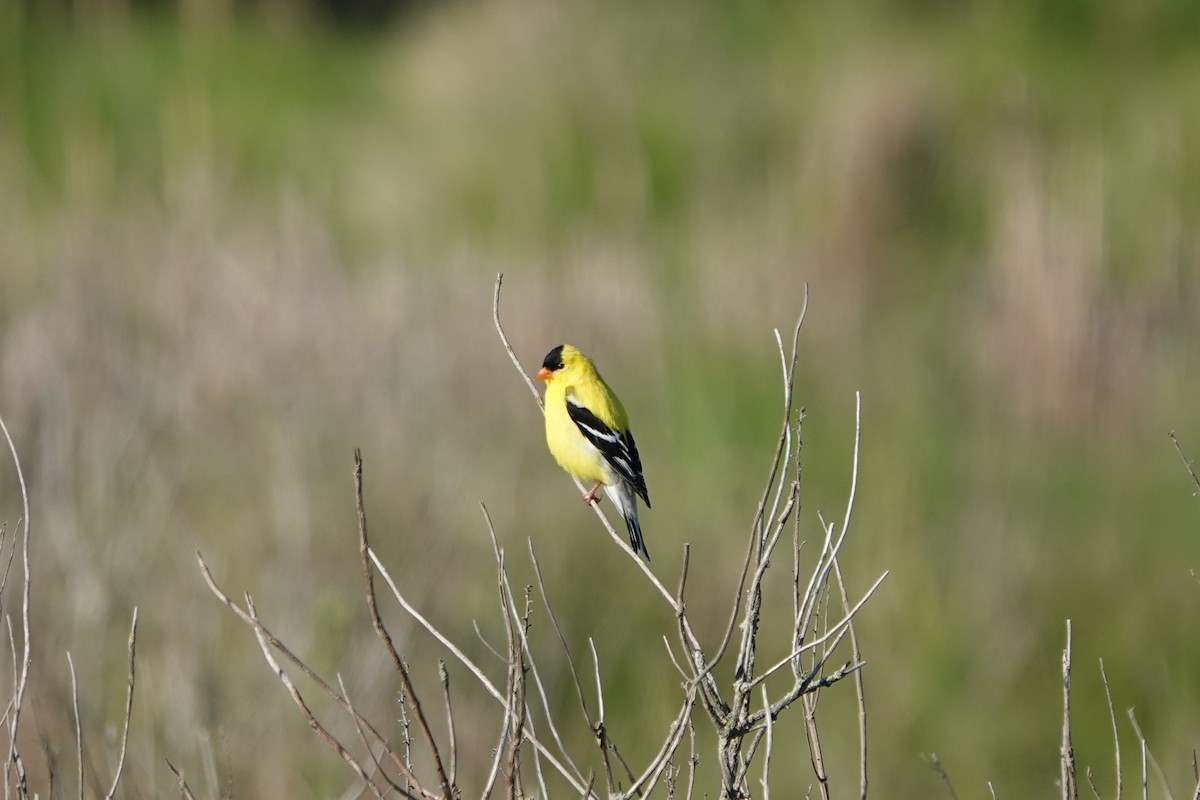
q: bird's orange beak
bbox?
[536,367,552,381]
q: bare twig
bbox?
[928,753,960,800]
[759,687,774,800]
[1127,709,1172,800]
[0,412,32,799]
[475,540,528,800]
[709,302,809,682]
[369,551,593,796]
[439,661,457,789]
[67,654,82,800]
[828,393,869,799]
[1062,619,1077,800]
[832,556,868,800]
[685,720,697,800]
[493,274,544,408]
[3,617,14,800]
[246,593,406,799]
[337,674,391,800]
[1100,659,1121,800]
[481,689,513,800]
[624,688,698,799]
[494,546,526,800]
[104,607,138,800]
[1169,432,1200,495]
[165,760,199,800]
[747,571,885,692]
[802,689,830,800]
[354,451,451,797]
[588,640,616,797]
[796,393,863,659]
[473,621,506,663]
[716,315,812,798]
[197,553,424,797]
[486,514,583,783]
[528,541,596,731]
[1137,737,1147,800]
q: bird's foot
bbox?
[582,483,603,505]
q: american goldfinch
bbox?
[536,344,652,560]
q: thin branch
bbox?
[439,661,457,789]
[474,621,506,663]
[485,514,583,783]
[1127,708,1172,800]
[482,691,514,800]
[104,607,138,800]
[1062,619,1077,800]
[928,754,960,800]
[837,392,862,591]
[763,329,796,550]
[354,450,451,797]
[685,720,697,800]
[67,654,82,800]
[710,301,809,679]
[1100,659,1121,800]
[588,639,616,797]
[531,726,550,800]
[0,521,16,621]
[165,760,199,800]
[3,617,14,800]
[1169,432,1200,495]
[528,540,593,728]
[368,550,593,797]
[336,675,391,800]
[0,411,32,799]
[494,548,526,800]
[797,393,862,657]
[1137,737,1147,800]
[802,689,830,800]
[477,541,527,800]
[244,594,407,799]
[530,532,614,796]
[738,728,768,789]
[662,636,688,680]
[625,688,698,799]
[493,273,543,408]
[759,686,774,800]
[747,571,886,691]
[197,553,424,797]
[832,555,868,800]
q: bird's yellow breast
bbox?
[543,380,620,486]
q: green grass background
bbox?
[1,0,1199,796]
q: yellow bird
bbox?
[536,345,651,560]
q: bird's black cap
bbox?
[542,345,565,372]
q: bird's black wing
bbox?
[566,395,651,507]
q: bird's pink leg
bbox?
[582,483,603,505]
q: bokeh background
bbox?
[2,0,1199,796]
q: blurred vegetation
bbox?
[1,0,1199,796]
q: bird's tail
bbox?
[604,482,650,561]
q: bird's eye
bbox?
[542,345,565,372]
